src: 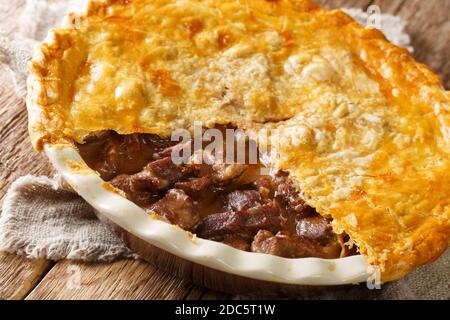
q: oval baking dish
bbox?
[44,144,370,295]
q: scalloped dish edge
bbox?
[44,143,370,286]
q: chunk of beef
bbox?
[103,135,130,173]
[143,157,190,190]
[159,135,249,184]
[156,139,193,160]
[79,132,174,181]
[251,230,341,259]
[188,149,248,183]
[140,134,175,156]
[211,163,247,182]
[253,176,273,199]
[194,201,281,239]
[221,234,251,251]
[296,216,337,245]
[175,176,211,194]
[108,174,155,207]
[148,189,200,229]
[254,175,310,216]
[226,190,262,212]
[275,178,309,216]
[86,134,131,180]
[110,157,189,196]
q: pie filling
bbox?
[77,128,358,259]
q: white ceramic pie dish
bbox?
[44,143,371,294]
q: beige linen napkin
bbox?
[0,175,134,260]
[0,0,447,299]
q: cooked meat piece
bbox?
[253,176,273,199]
[108,174,156,207]
[156,139,193,161]
[221,234,251,251]
[275,178,309,216]
[194,201,281,239]
[254,175,310,215]
[79,132,175,180]
[212,163,247,182]
[251,230,341,259]
[296,216,337,245]
[110,157,189,196]
[230,165,262,187]
[100,134,143,177]
[175,176,211,194]
[188,149,248,183]
[226,190,262,212]
[148,189,200,229]
[140,134,175,156]
[86,135,125,179]
[144,157,189,190]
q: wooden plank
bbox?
[0,0,57,294]
[25,259,200,300]
[0,252,53,300]
[0,62,56,300]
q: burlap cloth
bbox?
[0,0,447,299]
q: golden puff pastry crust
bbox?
[27,0,450,282]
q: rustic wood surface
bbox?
[0,0,448,300]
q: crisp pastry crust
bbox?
[27,0,450,281]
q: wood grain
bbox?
[0,49,55,300]
[0,252,53,300]
[25,259,202,300]
[0,0,448,300]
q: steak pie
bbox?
[27,0,450,282]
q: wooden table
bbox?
[0,0,448,300]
